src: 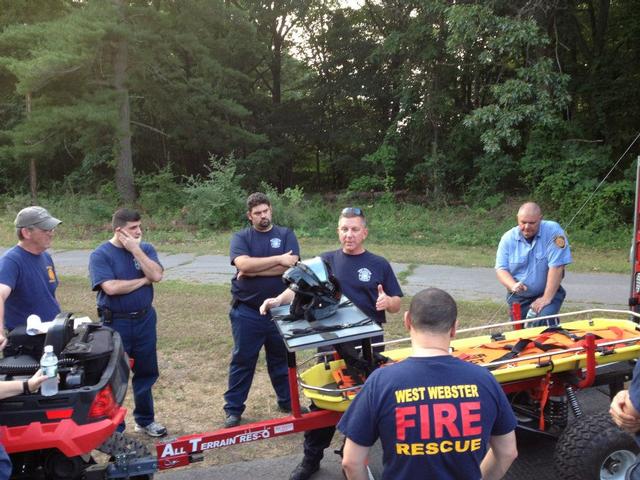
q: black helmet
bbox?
[282,257,341,321]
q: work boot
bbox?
[289,459,320,480]
[223,413,241,428]
[277,402,310,414]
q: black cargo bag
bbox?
[3,326,45,359]
[62,324,115,385]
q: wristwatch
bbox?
[22,380,30,395]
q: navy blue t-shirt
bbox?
[321,250,403,324]
[230,225,300,309]
[337,356,517,480]
[0,245,61,330]
[628,360,640,445]
[89,241,161,313]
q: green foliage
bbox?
[525,141,634,232]
[361,144,397,192]
[0,0,637,240]
[136,164,184,217]
[259,183,310,232]
[347,175,386,194]
[183,156,247,229]
[465,58,570,155]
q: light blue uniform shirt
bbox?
[495,220,572,298]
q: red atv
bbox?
[0,314,156,479]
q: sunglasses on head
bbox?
[341,207,364,217]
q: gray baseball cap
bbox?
[14,206,62,230]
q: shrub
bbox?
[136,164,184,218]
[183,155,247,229]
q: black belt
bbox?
[99,307,149,322]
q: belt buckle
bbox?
[129,310,141,319]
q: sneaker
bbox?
[134,421,167,437]
[224,413,241,428]
[277,403,310,414]
[289,460,319,480]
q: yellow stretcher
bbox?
[299,310,640,412]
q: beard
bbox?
[258,218,271,229]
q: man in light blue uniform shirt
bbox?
[495,202,572,326]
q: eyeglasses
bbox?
[341,207,365,217]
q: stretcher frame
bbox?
[155,309,640,470]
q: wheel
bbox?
[554,411,639,480]
[97,432,154,479]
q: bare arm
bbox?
[0,284,11,350]
[480,431,518,480]
[610,390,640,433]
[341,438,370,480]
[237,265,290,278]
[118,231,163,282]
[496,269,527,294]
[234,251,298,274]
[100,277,151,296]
[0,370,48,399]
[130,248,163,282]
[530,266,564,313]
[259,288,295,315]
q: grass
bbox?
[55,275,515,470]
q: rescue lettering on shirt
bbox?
[393,383,483,455]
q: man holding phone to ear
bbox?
[89,208,167,437]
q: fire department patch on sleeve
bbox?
[554,235,566,249]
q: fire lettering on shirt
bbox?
[395,401,482,440]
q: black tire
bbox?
[97,432,154,480]
[554,412,639,480]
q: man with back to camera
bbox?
[0,206,62,349]
[495,202,572,327]
[89,208,167,437]
[260,206,403,480]
[339,288,518,480]
[223,192,301,428]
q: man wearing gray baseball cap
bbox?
[0,206,62,349]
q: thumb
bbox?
[377,284,385,296]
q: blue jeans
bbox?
[223,303,290,416]
[508,286,566,327]
[110,308,159,427]
[0,444,11,480]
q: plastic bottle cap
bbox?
[44,345,53,353]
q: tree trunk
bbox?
[271,33,282,105]
[26,91,37,204]
[113,0,136,204]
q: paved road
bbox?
[5,248,629,309]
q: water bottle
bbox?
[40,345,58,397]
[526,308,538,320]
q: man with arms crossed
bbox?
[0,206,62,348]
[261,207,403,480]
[89,208,167,437]
[496,202,572,327]
[223,192,300,428]
[339,288,518,480]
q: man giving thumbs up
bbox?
[276,207,404,480]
